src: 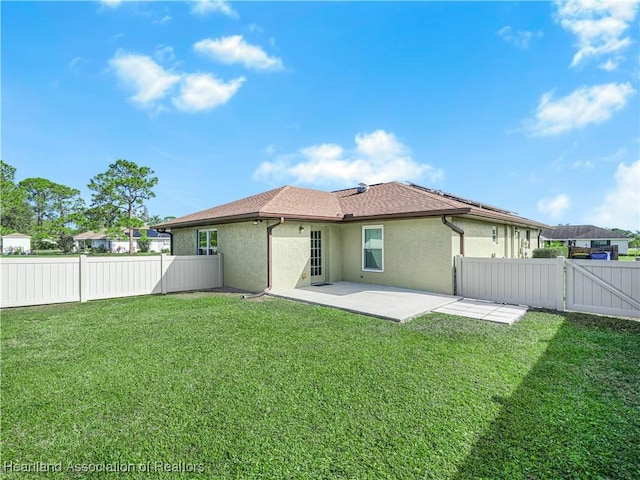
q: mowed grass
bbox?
[2,293,639,479]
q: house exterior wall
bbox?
[327,226,343,283]
[543,238,628,255]
[270,223,343,291]
[172,222,267,292]
[1,236,31,254]
[339,218,455,295]
[271,223,312,290]
[219,222,267,292]
[173,227,198,255]
[612,240,629,255]
[455,219,539,258]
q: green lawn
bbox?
[2,294,639,479]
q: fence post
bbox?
[217,253,224,288]
[160,254,167,294]
[555,256,565,311]
[79,255,88,302]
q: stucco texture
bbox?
[340,218,455,295]
[171,216,541,296]
[455,218,539,259]
[171,222,267,292]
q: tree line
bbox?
[0,159,173,253]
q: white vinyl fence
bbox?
[455,256,565,310]
[566,260,640,318]
[1,254,223,308]
[456,256,640,318]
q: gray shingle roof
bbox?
[540,225,629,240]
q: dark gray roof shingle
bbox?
[541,225,629,240]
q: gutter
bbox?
[243,217,285,299]
[442,215,465,256]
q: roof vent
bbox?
[356,182,370,193]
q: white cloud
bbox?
[570,159,595,169]
[253,129,443,187]
[154,45,175,63]
[100,0,122,9]
[525,82,635,136]
[109,50,180,108]
[191,0,238,19]
[194,35,284,71]
[497,26,543,49]
[554,0,638,70]
[173,73,245,112]
[110,49,244,113]
[69,56,83,74]
[154,15,172,26]
[537,194,570,219]
[589,160,640,230]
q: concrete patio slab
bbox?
[270,282,528,324]
[270,282,460,322]
[433,299,528,324]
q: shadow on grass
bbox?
[454,311,640,480]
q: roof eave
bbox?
[463,212,550,229]
[153,211,345,229]
[341,208,472,222]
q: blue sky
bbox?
[3,0,639,230]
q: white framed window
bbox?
[362,226,384,272]
[492,226,498,244]
[197,229,218,255]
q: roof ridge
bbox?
[260,185,287,213]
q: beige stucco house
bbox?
[155,182,547,295]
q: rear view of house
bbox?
[155,182,547,295]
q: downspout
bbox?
[167,231,173,255]
[442,215,464,296]
[442,215,464,256]
[266,217,285,291]
[155,228,173,255]
[243,217,285,299]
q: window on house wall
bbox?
[591,240,610,248]
[362,226,384,271]
[197,229,218,255]
[492,226,498,244]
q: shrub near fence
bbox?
[532,247,568,258]
[0,254,223,308]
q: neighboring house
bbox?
[540,225,629,255]
[1,233,31,254]
[74,228,171,253]
[154,181,547,295]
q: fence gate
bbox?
[565,259,640,318]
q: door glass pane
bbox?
[311,231,322,277]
